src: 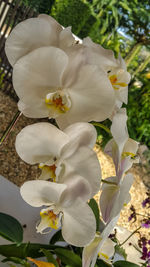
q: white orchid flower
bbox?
[100,110,136,223]
[5,15,115,127]
[15,122,101,198]
[20,180,96,247]
[105,108,139,180]
[100,173,133,223]
[82,216,119,267]
[82,37,131,106]
[11,45,115,128]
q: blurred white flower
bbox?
[15,122,101,198]
[100,173,133,223]
[105,108,139,180]
[82,37,131,107]
[82,216,118,267]
[20,180,96,247]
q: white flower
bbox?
[15,122,101,198]
[20,180,96,247]
[105,108,139,180]
[100,173,133,223]
[5,15,116,127]
[12,46,115,128]
[82,37,131,106]
[82,216,118,267]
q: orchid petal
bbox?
[64,122,97,148]
[104,139,119,172]
[59,26,75,49]
[123,138,139,155]
[59,175,91,205]
[100,238,115,260]
[15,123,69,164]
[109,173,133,221]
[82,234,102,267]
[61,44,85,88]
[57,64,115,127]
[100,184,119,223]
[83,37,117,71]
[20,180,67,207]
[82,216,119,267]
[62,199,96,247]
[18,100,49,118]
[111,108,128,157]
[117,157,132,180]
[61,146,101,197]
[5,16,62,66]
[13,47,68,107]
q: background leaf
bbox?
[113,261,140,267]
[88,198,100,231]
[50,230,64,245]
[0,213,23,244]
[41,248,59,267]
[54,248,82,267]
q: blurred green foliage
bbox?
[127,73,150,147]
[16,0,150,148]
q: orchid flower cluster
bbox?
[5,14,139,266]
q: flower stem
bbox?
[0,110,22,146]
[119,226,141,246]
[91,122,111,135]
[101,179,117,185]
[135,213,150,218]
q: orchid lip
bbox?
[109,74,127,90]
[45,90,71,117]
[36,207,62,233]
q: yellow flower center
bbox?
[45,91,71,116]
[40,209,59,230]
[39,163,56,182]
[109,74,127,90]
[98,252,109,260]
[122,152,136,159]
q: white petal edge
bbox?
[62,199,96,247]
[20,180,67,207]
[15,122,69,164]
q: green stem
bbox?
[101,179,117,185]
[135,213,150,218]
[125,43,142,67]
[134,55,150,76]
[119,226,141,247]
[91,122,111,135]
[0,111,22,146]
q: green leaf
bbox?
[119,2,131,12]
[88,198,100,231]
[41,248,59,267]
[111,6,119,27]
[96,259,111,266]
[50,230,64,245]
[0,243,60,259]
[115,245,127,260]
[55,248,82,267]
[0,213,23,244]
[113,261,140,267]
